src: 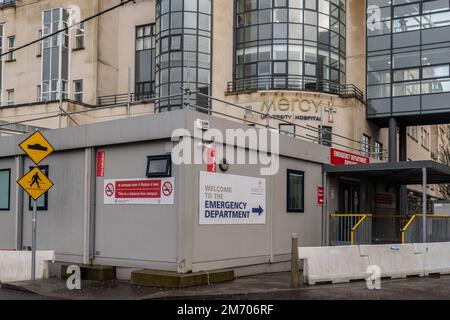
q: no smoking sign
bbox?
[105,183,115,197]
[162,181,173,197]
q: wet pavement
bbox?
[2,272,450,300]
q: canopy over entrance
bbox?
[322,161,450,245]
[324,161,450,185]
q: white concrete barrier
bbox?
[298,246,370,285]
[0,251,55,283]
[414,242,450,276]
[359,244,424,279]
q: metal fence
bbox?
[97,92,155,107]
[226,76,365,103]
[330,214,372,246]
[372,215,408,244]
[402,214,450,244]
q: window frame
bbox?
[6,89,14,105]
[28,165,49,211]
[146,155,172,178]
[73,79,83,102]
[0,169,11,211]
[286,169,305,213]
[7,35,15,61]
[74,22,85,50]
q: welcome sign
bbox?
[199,172,266,225]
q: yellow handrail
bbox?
[351,214,371,246]
[401,214,417,244]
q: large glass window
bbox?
[136,24,156,100]
[156,0,212,112]
[0,169,10,211]
[235,0,346,93]
[41,8,69,101]
[367,0,450,117]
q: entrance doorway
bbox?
[338,183,361,214]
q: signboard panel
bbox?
[330,148,370,165]
[317,186,324,206]
[375,193,396,209]
[207,145,216,173]
[199,171,266,225]
[97,151,105,177]
[104,178,175,205]
[17,167,54,201]
[19,131,55,165]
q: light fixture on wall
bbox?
[219,158,229,172]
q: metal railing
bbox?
[330,214,372,246]
[97,91,155,107]
[402,214,450,244]
[372,215,409,244]
[226,76,365,103]
[0,0,15,9]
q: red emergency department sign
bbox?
[104,178,175,205]
[330,148,369,165]
[317,186,324,206]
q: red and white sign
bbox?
[375,193,396,209]
[207,145,217,173]
[317,186,324,206]
[104,178,175,205]
[97,151,105,177]
[330,148,370,165]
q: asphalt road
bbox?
[0,286,53,300]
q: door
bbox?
[338,183,360,214]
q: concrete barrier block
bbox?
[359,244,424,279]
[414,242,450,276]
[0,251,55,283]
[298,246,369,285]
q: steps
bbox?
[131,269,234,288]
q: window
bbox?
[37,85,41,102]
[38,30,42,56]
[41,8,69,101]
[375,141,383,160]
[7,36,15,61]
[320,126,332,147]
[279,124,295,137]
[0,169,10,211]
[0,25,3,102]
[234,0,346,90]
[146,155,172,178]
[75,22,85,49]
[362,134,371,157]
[287,169,305,213]
[408,126,418,141]
[421,127,430,150]
[73,80,83,102]
[135,24,156,100]
[28,165,49,211]
[6,89,14,105]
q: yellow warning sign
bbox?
[19,131,55,165]
[17,167,54,201]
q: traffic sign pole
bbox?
[17,130,55,282]
[31,199,37,281]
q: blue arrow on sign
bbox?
[252,205,264,216]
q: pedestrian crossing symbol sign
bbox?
[19,130,55,165]
[17,167,54,200]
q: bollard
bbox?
[291,233,300,288]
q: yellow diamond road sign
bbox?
[17,167,54,201]
[19,130,55,165]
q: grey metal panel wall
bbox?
[94,141,178,267]
[21,150,85,261]
[271,157,323,255]
[0,157,16,250]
